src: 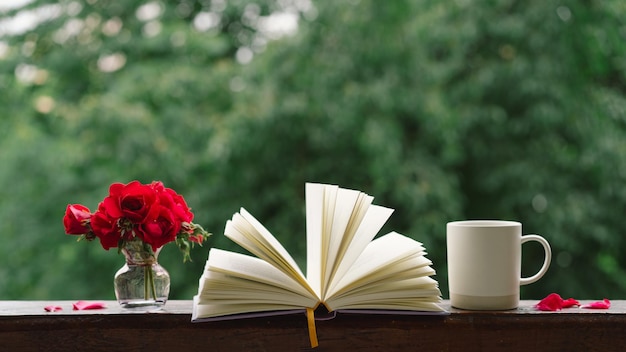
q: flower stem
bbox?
[143,265,158,302]
[144,265,149,300]
[149,266,157,301]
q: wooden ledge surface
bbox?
[1,300,625,351]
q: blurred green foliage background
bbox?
[1,0,625,301]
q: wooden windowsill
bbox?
[1,300,624,351]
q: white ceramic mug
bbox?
[446,220,551,310]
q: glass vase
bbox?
[114,240,170,309]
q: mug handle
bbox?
[520,234,552,285]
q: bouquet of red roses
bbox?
[63,180,210,262]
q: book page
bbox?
[199,248,319,307]
[331,299,442,312]
[305,183,327,297]
[306,183,390,299]
[205,248,316,299]
[225,208,313,294]
[321,186,363,297]
[193,300,307,320]
[326,276,441,310]
[193,249,320,319]
[325,204,394,299]
[328,255,435,299]
[325,232,438,302]
[198,271,318,307]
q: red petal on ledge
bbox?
[581,299,611,309]
[561,297,581,308]
[72,301,107,310]
[535,293,566,311]
[44,305,63,312]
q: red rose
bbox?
[90,203,122,250]
[102,181,159,224]
[138,205,181,250]
[151,181,194,223]
[63,204,92,235]
[64,180,209,261]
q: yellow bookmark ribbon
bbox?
[306,307,319,348]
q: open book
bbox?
[192,183,443,347]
